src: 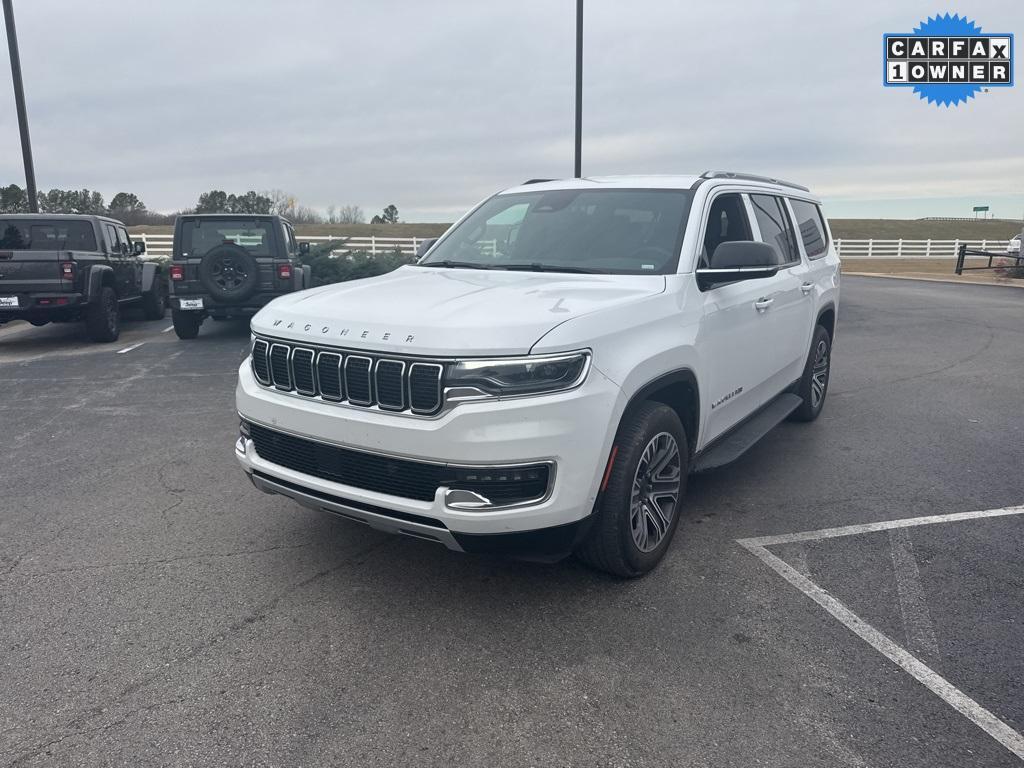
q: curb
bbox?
[843,272,1024,289]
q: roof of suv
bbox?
[501,172,814,197]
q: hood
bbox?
[251,265,666,356]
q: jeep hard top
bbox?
[168,214,312,339]
[0,214,167,342]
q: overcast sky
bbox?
[1,0,1022,221]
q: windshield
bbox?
[420,189,691,274]
[0,219,98,251]
[180,219,275,258]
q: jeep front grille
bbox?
[250,337,444,415]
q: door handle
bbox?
[754,297,774,312]
[800,282,814,295]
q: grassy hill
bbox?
[829,218,1022,240]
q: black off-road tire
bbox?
[198,244,260,303]
[789,325,832,422]
[172,309,202,340]
[575,402,689,578]
[141,282,167,320]
[85,286,120,343]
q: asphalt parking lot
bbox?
[1,276,1022,767]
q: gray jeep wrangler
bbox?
[168,214,312,339]
[0,214,167,342]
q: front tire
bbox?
[790,325,831,422]
[172,309,202,340]
[85,286,120,343]
[575,402,688,578]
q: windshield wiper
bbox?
[419,260,494,270]
[496,263,605,274]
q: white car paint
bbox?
[236,174,840,546]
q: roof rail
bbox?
[521,178,555,185]
[700,171,809,192]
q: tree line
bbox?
[0,183,399,227]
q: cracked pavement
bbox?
[1,277,1023,767]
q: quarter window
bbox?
[789,199,829,259]
[750,194,799,265]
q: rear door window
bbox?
[103,223,120,254]
[788,199,829,259]
[749,194,800,265]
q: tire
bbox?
[85,286,120,343]
[789,325,832,422]
[198,244,260,303]
[575,402,688,578]
[28,319,49,327]
[172,308,202,340]
[141,282,167,320]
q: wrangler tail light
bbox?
[170,265,185,281]
[277,264,293,280]
[60,261,75,280]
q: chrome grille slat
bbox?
[253,337,443,415]
[344,356,373,406]
[316,352,343,401]
[292,348,316,396]
[269,344,292,390]
[251,340,271,385]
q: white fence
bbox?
[132,232,1013,261]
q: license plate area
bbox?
[179,298,204,310]
[0,296,19,308]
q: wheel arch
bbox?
[619,369,700,456]
[817,303,836,340]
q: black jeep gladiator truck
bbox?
[169,214,311,339]
[0,214,167,342]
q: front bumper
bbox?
[235,359,623,541]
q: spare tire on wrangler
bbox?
[198,244,259,303]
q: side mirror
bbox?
[133,241,146,256]
[696,241,779,289]
[415,238,438,259]
[299,241,310,255]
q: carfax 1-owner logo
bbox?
[884,14,1013,106]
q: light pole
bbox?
[574,0,583,178]
[3,0,38,212]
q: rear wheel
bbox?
[85,286,120,343]
[575,402,688,578]
[789,325,831,422]
[172,309,202,340]
[141,283,167,320]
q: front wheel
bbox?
[171,309,202,340]
[789,325,832,422]
[575,402,688,578]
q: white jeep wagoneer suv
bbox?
[235,172,840,577]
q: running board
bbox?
[693,393,803,473]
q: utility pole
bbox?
[3,0,38,212]
[574,0,583,178]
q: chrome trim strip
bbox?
[269,343,292,391]
[249,471,464,552]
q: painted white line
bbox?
[738,505,1024,548]
[738,505,1024,761]
[116,342,146,354]
[162,325,174,333]
[888,527,941,660]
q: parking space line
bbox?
[162,325,174,333]
[888,527,941,660]
[739,505,1024,547]
[738,505,1024,761]
[116,342,146,354]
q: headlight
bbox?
[447,351,590,397]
